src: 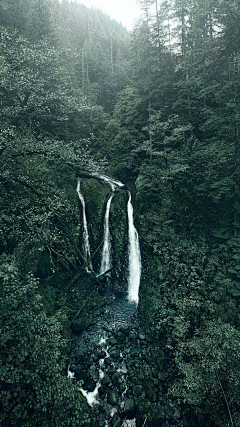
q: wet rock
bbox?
[138,333,146,340]
[98,387,107,399]
[90,365,99,381]
[83,380,96,392]
[126,388,133,398]
[129,332,137,340]
[133,385,144,397]
[102,375,111,386]
[109,350,120,360]
[118,362,127,374]
[146,386,157,402]
[107,390,120,406]
[97,350,106,359]
[130,349,139,357]
[122,398,136,417]
[107,366,116,376]
[115,331,126,344]
[128,375,139,385]
[92,354,99,363]
[71,365,86,381]
[119,326,130,335]
[112,372,121,384]
[98,404,106,413]
[119,383,126,393]
[105,357,112,366]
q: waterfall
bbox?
[76,174,141,303]
[98,174,122,277]
[76,179,92,270]
[100,193,114,276]
[127,191,141,304]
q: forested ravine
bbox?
[1,0,240,426]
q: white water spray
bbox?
[100,193,114,275]
[80,337,109,407]
[127,191,141,304]
[76,179,92,270]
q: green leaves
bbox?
[172,321,240,426]
[0,257,91,427]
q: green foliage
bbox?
[0,256,91,427]
[1,0,240,426]
[172,321,240,426]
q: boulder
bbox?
[133,385,144,397]
[102,375,111,386]
[129,332,137,340]
[115,331,126,344]
[139,333,146,340]
[90,364,99,381]
[107,390,120,406]
[119,326,130,335]
[107,366,116,375]
[83,380,96,392]
[105,357,113,367]
[122,398,136,417]
[112,372,121,384]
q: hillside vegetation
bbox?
[0,0,240,426]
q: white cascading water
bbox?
[99,174,124,191]
[80,336,109,407]
[95,173,125,191]
[76,179,92,270]
[100,193,114,275]
[98,174,122,276]
[127,191,141,304]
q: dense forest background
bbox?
[0,0,240,426]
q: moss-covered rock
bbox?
[107,390,120,406]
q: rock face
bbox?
[69,297,179,427]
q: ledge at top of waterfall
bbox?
[97,173,125,191]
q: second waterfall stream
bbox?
[99,193,114,276]
[77,175,141,304]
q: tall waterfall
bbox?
[127,191,141,304]
[76,179,92,270]
[100,193,114,275]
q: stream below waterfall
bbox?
[69,291,171,427]
[69,296,139,426]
